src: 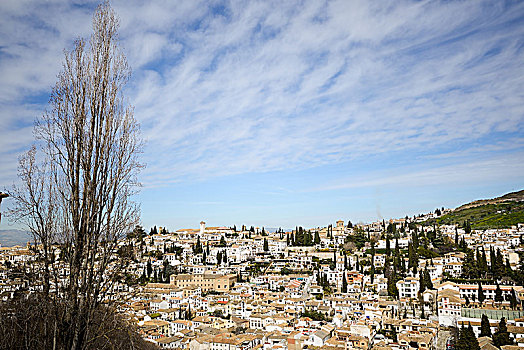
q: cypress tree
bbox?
[314,231,320,245]
[480,314,492,337]
[394,238,400,260]
[493,317,513,348]
[456,324,468,350]
[464,220,471,234]
[480,249,488,278]
[495,249,505,279]
[490,247,496,276]
[478,282,485,306]
[408,242,415,270]
[510,288,517,310]
[423,268,433,290]
[412,230,419,249]
[147,259,152,278]
[419,270,425,293]
[387,269,398,298]
[463,249,478,279]
[505,258,513,278]
[342,272,347,293]
[467,324,480,350]
[495,283,503,305]
[186,304,191,320]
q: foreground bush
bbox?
[0,294,157,350]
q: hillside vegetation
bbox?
[437,190,524,229]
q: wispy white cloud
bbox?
[312,151,524,192]
[1,0,523,191]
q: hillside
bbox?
[437,190,524,229]
[455,189,524,210]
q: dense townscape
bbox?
[1,2,524,349]
[2,210,524,350]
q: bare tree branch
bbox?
[8,3,144,349]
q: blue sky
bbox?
[1,0,523,232]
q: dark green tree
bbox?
[494,249,505,279]
[423,268,433,290]
[387,274,398,298]
[480,314,492,338]
[456,323,479,350]
[419,270,426,293]
[456,325,467,350]
[314,231,320,245]
[462,249,478,279]
[479,249,488,278]
[493,317,513,348]
[509,288,518,310]
[194,236,203,254]
[467,324,480,350]
[495,283,503,305]
[263,238,269,252]
[146,260,152,278]
[464,220,471,234]
[490,247,496,276]
[478,282,485,306]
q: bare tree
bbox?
[9,3,144,349]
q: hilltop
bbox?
[437,189,524,229]
[455,189,524,210]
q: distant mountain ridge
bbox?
[0,229,31,247]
